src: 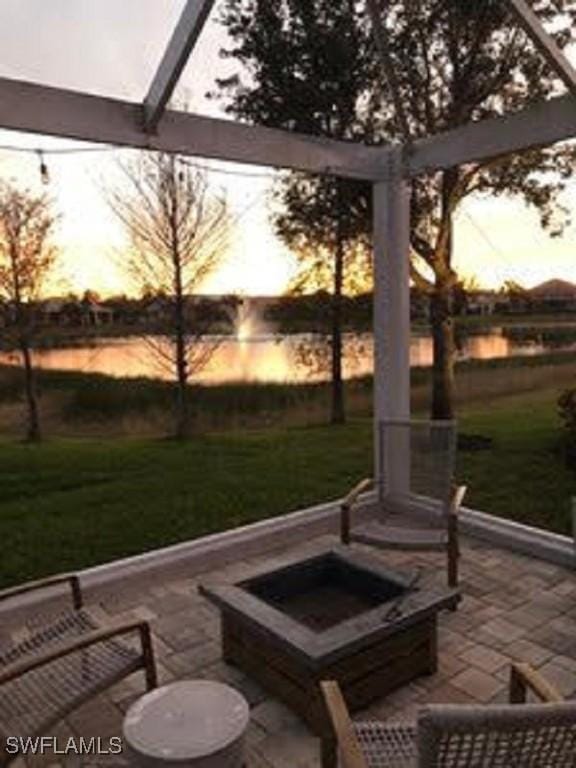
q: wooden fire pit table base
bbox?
[200,549,459,768]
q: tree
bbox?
[215,0,374,424]
[216,0,576,419]
[0,181,59,441]
[108,153,231,439]
[276,174,372,423]
[453,274,480,316]
[502,278,531,312]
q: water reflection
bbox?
[1,327,576,384]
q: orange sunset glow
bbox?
[3,131,576,298]
[1,1,576,298]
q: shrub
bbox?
[62,375,173,421]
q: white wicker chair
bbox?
[321,664,576,767]
[340,420,466,587]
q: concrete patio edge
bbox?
[2,494,574,620]
[56,497,576,593]
[460,506,575,569]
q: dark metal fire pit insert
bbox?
[245,551,407,631]
[200,549,459,745]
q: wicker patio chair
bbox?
[0,573,157,766]
[340,420,466,587]
[321,663,576,767]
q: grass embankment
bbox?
[0,385,575,589]
[0,365,372,435]
[2,350,576,436]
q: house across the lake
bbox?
[36,298,115,327]
[528,279,576,312]
[465,290,499,316]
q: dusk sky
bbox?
[2,0,576,296]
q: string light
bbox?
[0,143,116,156]
[0,142,277,181]
[37,150,50,185]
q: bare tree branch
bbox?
[107,153,232,438]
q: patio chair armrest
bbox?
[0,573,83,610]
[448,484,467,516]
[0,620,155,687]
[340,478,374,545]
[342,478,374,511]
[509,662,564,704]
[320,681,367,768]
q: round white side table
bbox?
[123,680,250,768]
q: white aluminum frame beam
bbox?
[0,77,387,180]
[408,91,576,174]
[506,0,576,94]
[144,0,217,132]
[2,77,576,179]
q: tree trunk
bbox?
[429,168,458,421]
[430,286,455,420]
[174,337,189,440]
[173,261,190,440]
[331,206,345,425]
[20,336,41,442]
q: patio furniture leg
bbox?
[341,503,351,545]
[447,513,458,589]
[140,623,158,690]
[340,478,373,546]
[321,736,337,768]
[447,485,466,590]
[509,662,563,704]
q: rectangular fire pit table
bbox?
[200,549,459,753]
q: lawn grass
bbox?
[458,390,576,535]
[0,424,373,588]
[0,385,575,589]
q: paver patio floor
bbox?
[9,533,576,767]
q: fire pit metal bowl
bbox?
[200,549,459,748]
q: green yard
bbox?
[0,385,574,589]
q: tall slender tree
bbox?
[275,174,372,422]
[214,0,374,424]
[108,153,231,439]
[0,181,59,441]
[216,0,576,419]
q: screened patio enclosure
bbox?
[1,0,576,497]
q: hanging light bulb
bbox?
[37,150,50,184]
[176,155,187,184]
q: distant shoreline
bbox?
[1,349,576,440]
[3,312,576,352]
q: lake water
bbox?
[2,325,576,384]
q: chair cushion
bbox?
[354,721,417,768]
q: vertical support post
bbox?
[373,151,411,499]
[571,497,576,561]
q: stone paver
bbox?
[450,667,505,702]
[6,533,576,768]
[459,644,509,674]
[480,617,528,643]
